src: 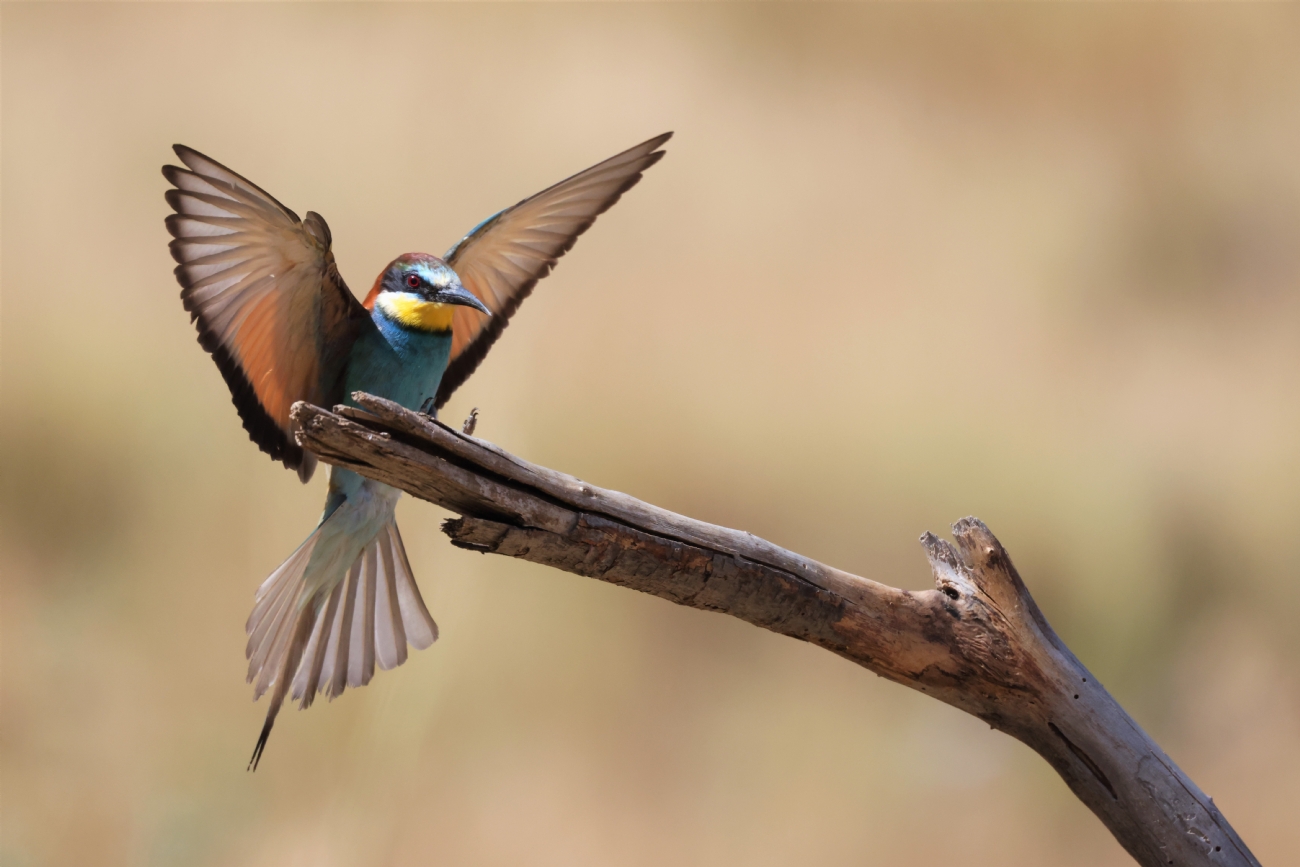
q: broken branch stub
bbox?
[291,395,1260,867]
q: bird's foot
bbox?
[462,407,479,436]
[418,397,437,419]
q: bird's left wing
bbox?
[434,132,672,408]
[164,146,370,482]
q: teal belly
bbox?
[322,314,454,522]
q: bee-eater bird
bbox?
[164,133,671,768]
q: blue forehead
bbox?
[405,262,454,286]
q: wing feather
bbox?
[164,146,371,480]
[434,132,672,408]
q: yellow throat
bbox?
[376,293,455,333]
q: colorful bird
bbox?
[164,134,671,768]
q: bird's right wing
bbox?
[434,132,672,408]
[164,146,371,482]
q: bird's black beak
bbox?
[433,283,491,316]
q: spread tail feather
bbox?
[248,608,312,771]
[244,519,437,770]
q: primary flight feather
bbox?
[165,133,671,768]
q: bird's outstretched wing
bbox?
[164,146,370,482]
[435,132,672,408]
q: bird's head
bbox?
[366,253,490,332]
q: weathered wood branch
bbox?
[292,395,1259,867]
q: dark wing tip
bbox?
[173,144,219,167]
[166,145,302,223]
[164,214,187,241]
[628,132,672,162]
[172,143,207,169]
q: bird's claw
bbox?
[418,397,437,419]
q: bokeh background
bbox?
[4,4,1300,865]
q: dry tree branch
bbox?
[292,394,1260,867]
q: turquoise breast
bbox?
[343,311,454,412]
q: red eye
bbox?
[405,274,421,290]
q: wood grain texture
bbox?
[293,395,1260,867]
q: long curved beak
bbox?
[433,283,491,316]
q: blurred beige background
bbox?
[4,3,1300,865]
